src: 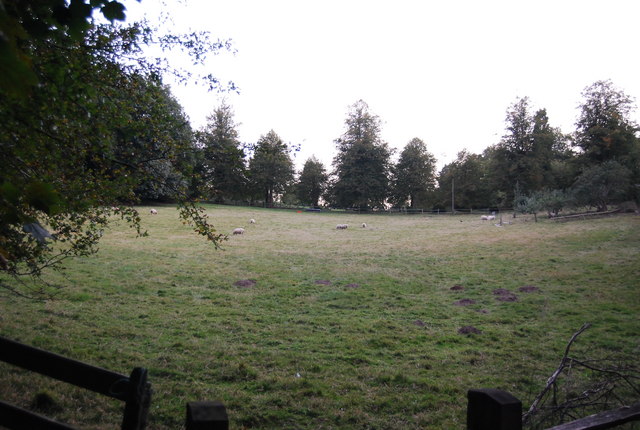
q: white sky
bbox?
[124,0,640,171]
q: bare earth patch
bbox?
[458,326,482,335]
[518,285,540,292]
[234,279,257,288]
[413,320,427,327]
[345,283,360,289]
[493,288,518,302]
[314,280,332,285]
[454,298,476,306]
[450,284,464,291]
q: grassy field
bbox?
[1,205,639,429]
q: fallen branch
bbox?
[523,323,591,424]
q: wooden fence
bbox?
[0,335,228,430]
[2,335,637,429]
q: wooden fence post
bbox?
[121,367,152,430]
[186,401,228,430]
[467,388,522,430]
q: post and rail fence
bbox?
[0,335,228,430]
[1,335,637,429]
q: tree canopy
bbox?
[390,138,436,208]
[0,1,233,296]
[248,130,295,208]
[330,100,392,210]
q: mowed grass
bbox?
[1,206,639,429]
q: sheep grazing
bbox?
[150,209,158,215]
[249,219,256,224]
[480,215,488,220]
[487,215,496,221]
[361,223,367,228]
[232,228,245,235]
[336,224,348,230]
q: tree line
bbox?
[181,83,639,215]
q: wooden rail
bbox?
[0,335,151,430]
[0,335,229,429]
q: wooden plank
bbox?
[547,402,640,430]
[0,335,128,401]
[0,400,77,430]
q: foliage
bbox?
[491,98,567,201]
[0,4,232,296]
[197,102,247,203]
[574,80,639,166]
[534,189,569,217]
[296,157,328,207]
[0,0,128,97]
[330,100,392,210]
[569,160,632,211]
[390,138,437,208]
[437,150,492,210]
[248,130,295,208]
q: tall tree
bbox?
[574,80,640,201]
[330,100,392,210]
[490,97,567,201]
[248,130,295,208]
[390,138,437,208]
[198,103,247,203]
[574,80,639,165]
[0,7,233,296]
[296,157,328,207]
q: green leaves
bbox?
[100,1,127,22]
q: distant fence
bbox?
[0,335,228,430]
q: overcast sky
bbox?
[125,0,640,171]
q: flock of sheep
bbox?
[148,208,500,234]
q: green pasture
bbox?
[1,206,639,429]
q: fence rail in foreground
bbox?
[3,335,636,429]
[0,335,228,430]
[467,388,640,430]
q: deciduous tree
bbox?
[0,4,233,296]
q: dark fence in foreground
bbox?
[0,335,228,430]
[2,335,637,429]
[467,388,640,430]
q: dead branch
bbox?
[523,323,592,424]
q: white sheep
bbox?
[361,223,367,228]
[336,224,348,230]
[150,209,158,215]
[480,215,488,220]
[487,215,496,221]
[249,218,256,224]
[232,228,245,235]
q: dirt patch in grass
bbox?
[450,284,464,291]
[413,320,427,327]
[454,298,476,306]
[519,285,540,292]
[493,288,518,302]
[345,283,360,289]
[314,280,332,285]
[234,279,257,288]
[458,326,482,335]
